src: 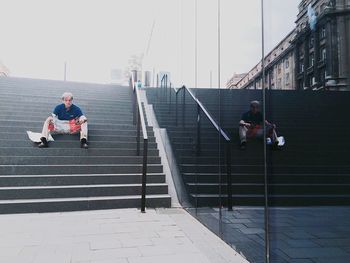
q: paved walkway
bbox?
[192,207,350,263]
[0,208,248,263]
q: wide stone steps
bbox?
[0,147,159,156]
[0,195,171,214]
[0,77,171,213]
[190,194,350,206]
[0,140,158,149]
[0,173,166,186]
[146,87,350,206]
[0,127,152,136]
[0,164,163,175]
[0,156,161,165]
[0,133,156,142]
[186,183,350,195]
[0,183,169,200]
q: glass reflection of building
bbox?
[228,0,350,91]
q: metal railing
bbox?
[160,81,233,210]
[130,73,148,213]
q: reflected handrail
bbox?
[175,86,230,141]
[130,73,148,213]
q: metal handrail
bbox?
[130,73,148,213]
[161,82,233,210]
[175,86,230,141]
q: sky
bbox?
[0,0,299,87]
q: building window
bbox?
[321,48,327,61]
[285,59,290,69]
[278,64,282,74]
[277,78,282,89]
[311,76,316,86]
[300,61,304,73]
[286,73,290,84]
[320,69,326,82]
[309,37,314,48]
[310,53,315,67]
[299,80,304,90]
[320,26,326,39]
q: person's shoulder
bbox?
[53,104,64,115]
[54,103,64,110]
[72,104,83,114]
[241,111,250,120]
[242,111,250,117]
[71,104,81,110]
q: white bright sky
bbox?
[0,0,299,87]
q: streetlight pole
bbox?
[64,61,67,81]
[261,0,270,262]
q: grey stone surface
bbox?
[0,208,248,263]
[190,206,350,263]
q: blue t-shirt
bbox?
[53,104,83,121]
[241,111,263,126]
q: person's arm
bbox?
[75,107,85,124]
[239,120,251,127]
[239,113,251,128]
[265,120,276,128]
[52,105,59,117]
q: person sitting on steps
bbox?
[239,100,278,150]
[38,92,88,149]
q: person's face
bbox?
[63,96,73,108]
[250,104,260,114]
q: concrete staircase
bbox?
[0,77,171,214]
[146,87,350,206]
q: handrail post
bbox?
[136,107,141,156]
[175,92,178,126]
[165,75,168,102]
[169,83,172,113]
[157,79,159,102]
[182,87,185,128]
[196,103,201,156]
[226,142,233,210]
[141,138,148,213]
[133,87,137,125]
[165,77,167,102]
[130,73,149,213]
[160,75,165,102]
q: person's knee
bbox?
[79,116,87,123]
[45,116,53,123]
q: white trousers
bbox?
[41,115,88,140]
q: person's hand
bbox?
[244,123,252,128]
[75,118,82,125]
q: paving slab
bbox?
[0,208,248,263]
[191,206,350,262]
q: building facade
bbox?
[227,0,350,91]
[226,73,246,89]
[0,62,9,77]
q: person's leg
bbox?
[79,116,88,149]
[39,116,53,148]
[266,124,278,143]
[239,126,248,149]
[255,128,264,140]
[239,126,248,143]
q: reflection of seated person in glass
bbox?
[239,101,278,150]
